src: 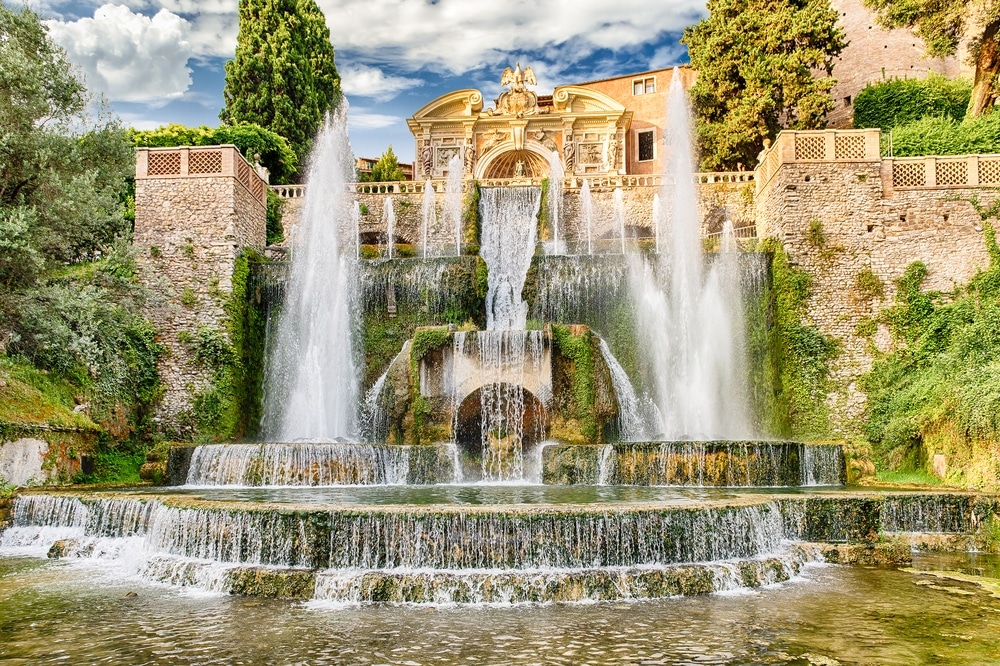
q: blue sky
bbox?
[27,0,704,162]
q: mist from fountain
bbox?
[652,193,662,254]
[627,69,753,440]
[421,179,435,259]
[546,151,564,254]
[613,187,626,254]
[382,197,396,259]
[260,108,359,441]
[445,154,464,255]
[581,179,593,255]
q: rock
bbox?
[139,462,166,483]
[47,539,80,559]
[123,591,138,599]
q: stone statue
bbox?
[562,137,575,171]
[514,160,525,177]
[420,144,433,177]
[608,139,620,171]
[490,63,539,117]
[464,137,476,174]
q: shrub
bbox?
[854,75,971,130]
[884,113,1000,157]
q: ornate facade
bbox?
[406,63,637,181]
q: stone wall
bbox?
[134,146,266,434]
[755,130,995,431]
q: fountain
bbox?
[0,73,886,610]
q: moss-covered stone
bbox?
[819,541,912,566]
[226,567,316,599]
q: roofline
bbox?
[569,64,693,88]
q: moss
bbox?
[0,356,100,431]
[551,324,598,442]
[411,327,451,362]
[854,267,885,301]
[758,239,839,439]
[462,181,481,253]
[179,286,197,308]
[538,178,550,242]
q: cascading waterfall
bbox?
[597,339,651,441]
[581,179,593,255]
[382,197,396,259]
[473,187,543,480]
[421,179,435,259]
[445,154,464,255]
[652,192,662,254]
[260,108,359,441]
[546,151,564,254]
[627,69,753,440]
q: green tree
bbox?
[368,146,407,182]
[0,5,132,282]
[220,0,341,179]
[861,0,1000,117]
[682,0,846,171]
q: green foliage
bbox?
[884,113,1000,157]
[0,6,132,277]
[463,182,481,253]
[266,189,285,244]
[861,0,1000,116]
[77,447,145,485]
[411,327,451,361]
[759,239,840,438]
[854,267,886,301]
[180,287,197,308]
[220,0,341,176]
[682,0,846,170]
[363,146,407,183]
[805,220,826,248]
[131,123,298,185]
[875,468,944,486]
[854,75,971,130]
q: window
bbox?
[637,129,655,162]
[632,76,655,95]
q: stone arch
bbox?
[454,384,548,457]
[475,140,558,180]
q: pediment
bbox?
[551,86,626,114]
[411,89,485,119]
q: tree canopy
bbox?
[861,0,1000,117]
[364,146,407,183]
[220,0,341,179]
[682,0,846,171]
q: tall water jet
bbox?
[261,108,359,441]
[581,179,593,255]
[421,179,436,259]
[445,154,464,255]
[546,151,564,254]
[613,187,626,254]
[652,193,662,254]
[382,197,396,259]
[628,69,753,439]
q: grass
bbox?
[0,356,99,430]
[875,469,945,487]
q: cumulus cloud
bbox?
[45,4,194,103]
[348,110,401,129]
[340,64,415,102]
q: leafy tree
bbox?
[0,6,132,275]
[682,0,846,171]
[861,0,1000,117]
[220,0,341,178]
[367,146,407,182]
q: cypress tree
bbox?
[220,0,341,180]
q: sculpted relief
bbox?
[489,63,540,117]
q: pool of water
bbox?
[1,552,998,665]
[119,483,914,507]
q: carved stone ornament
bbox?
[530,129,558,153]
[420,143,433,178]
[481,129,511,153]
[489,63,539,117]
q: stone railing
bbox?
[885,154,1000,190]
[755,129,881,193]
[136,145,267,207]
[271,172,754,200]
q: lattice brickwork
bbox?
[980,159,1000,185]
[834,134,866,160]
[935,160,969,186]
[189,150,223,174]
[148,151,181,176]
[794,135,827,161]
[251,177,264,202]
[236,158,251,191]
[893,162,926,188]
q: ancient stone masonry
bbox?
[755,130,995,430]
[134,146,267,433]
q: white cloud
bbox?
[340,64,415,102]
[348,111,401,129]
[45,4,194,103]
[650,44,688,69]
